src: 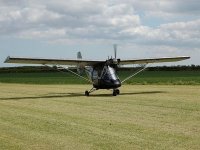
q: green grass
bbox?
[0,71,200,85]
[0,84,200,149]
[120,71,200,85]
[0,72,85,84]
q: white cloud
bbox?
[19,28,66,39]
[0,0,200,50]
[119,19,200,48]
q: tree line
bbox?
[0,65,200,73]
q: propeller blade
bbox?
[113,44,117,59]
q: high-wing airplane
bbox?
[4,45,190,96]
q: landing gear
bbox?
[116,89,120,95]
[85,88,120,96]
[113,90,117,96]
[85,91,89,96]
[113,89,120,96]
[85,87,97,96]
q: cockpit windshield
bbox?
[107,66,118,80]
[92,65,119,82]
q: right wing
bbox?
[119,56,190,65]
[4,56,104,66]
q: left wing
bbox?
[119,56,190,65]
[4,56,104,66]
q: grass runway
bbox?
[0,83,200,149]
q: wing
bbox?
[4,56,104,66]
[119,56,190,65]
[5,56,190,66]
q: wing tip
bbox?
[181,56,190,60]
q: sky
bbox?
[0,0,200,67]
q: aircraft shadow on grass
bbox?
[0,91,166,100]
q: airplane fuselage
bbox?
[88,65,121,89]
[93,76,121,89]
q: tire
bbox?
[113,91,117,96]
[85,91,89,96]
[116,89,120,95]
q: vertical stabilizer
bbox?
[77,51,82,59]
[77,51,84,75]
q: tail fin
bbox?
[77,51,82,59]
[77,51,84,75]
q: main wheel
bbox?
[85,91,89,96]
[113,90,117,96]
[116,89,120,95]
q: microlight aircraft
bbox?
[5,45,190,96]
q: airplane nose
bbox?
[113,79,121,88]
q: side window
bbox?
[102,66,110,81]
[92,69,98,80]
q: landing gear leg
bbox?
[85,87,97,96]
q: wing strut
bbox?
[44,65,93,84]
[121,64,148,84]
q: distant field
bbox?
[0,71,200,85]
[0,84,199,149]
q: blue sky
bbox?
[0,0,200,67]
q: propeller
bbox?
[113,44,117,59]
[106,44,120,66]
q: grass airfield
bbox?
[0,83,200,150]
